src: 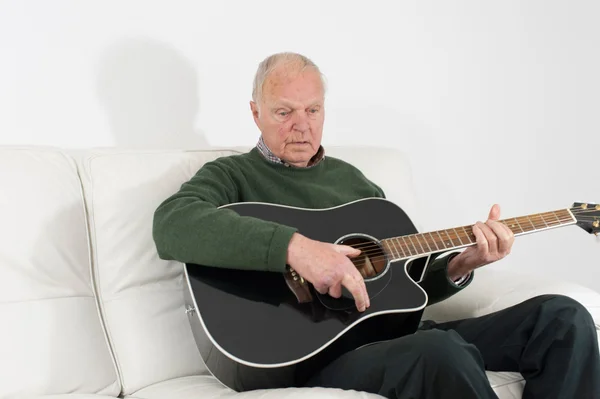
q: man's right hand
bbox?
[286,233,370,312]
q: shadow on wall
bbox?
[95,37,209,150]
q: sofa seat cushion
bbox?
[127,375,381,399]
[127,371,523,399]
[486,371,524,398]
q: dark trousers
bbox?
[304,294,600,399]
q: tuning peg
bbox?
[594,220,600,228]
[596,205,600,210]
[582,204,588,209]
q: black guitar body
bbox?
[183,198,434,392]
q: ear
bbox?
[250,101,260,127]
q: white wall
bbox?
[1,1,599,292]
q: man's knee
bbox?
[391,329,483,370]
[538,294,594,324]
[538,294,596,334]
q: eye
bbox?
[308,107,320,114]
[278,111,289,116]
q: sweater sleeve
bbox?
[419,252,473,306]
[152,160,297,273]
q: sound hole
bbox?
[336,234,388,281]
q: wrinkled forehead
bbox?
[262,66,324,108]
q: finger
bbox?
[335,244,361,257]
[314,283,329,295]
[488,204,501,221]
[472,222,489,257]
[328,283,342,298]
[341,271,369,311]
[487,221,514,255]
[477,221,498,258]
[349,261,370,308]
[504,222,516,242]
[485,221,510,255]
[315,286,329,295]
[358,272,370,308]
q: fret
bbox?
[396,237,408,257]
[418,234,433,252]
[542,212,560,227]
[462,226,474,243]
[453,228,464,245]
[513,217,525,233]
[428,232,440,250]
[424,232,438,251]
[394,238,406,258]
[443,230,456,248]
[407,235,420,254]
[535,213,549,228]
[525,215,537,231]
[505,218,517,234]
[504,218,518,234]
[436,231,448,248]
[414,235,426,253]
[421,235,432,252]
[402,236,415,256]
[386,209,575,262]
[388,238,400,258]
[553,211,564,223]
[553,211,570,224]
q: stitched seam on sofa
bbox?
[78,152,126,393]
[58,149,123,395]
[77,149,267,394]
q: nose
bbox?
[292,110,310,132]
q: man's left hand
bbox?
[447,204,515,281]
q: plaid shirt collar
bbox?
[256,136,325,168]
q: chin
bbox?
[284,152,311,164]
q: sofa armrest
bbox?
[421,266,600,336]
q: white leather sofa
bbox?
[1,145,599,399]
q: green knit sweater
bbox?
[152,147,471,306]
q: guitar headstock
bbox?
[572,202,600,236]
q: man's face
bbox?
[250,66,325,167]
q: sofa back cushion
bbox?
[75,146,418,395]
[0,148,120,397]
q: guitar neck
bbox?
[381,208,577,261]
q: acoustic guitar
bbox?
[182,198,599,392]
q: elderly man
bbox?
[152,52,599,399]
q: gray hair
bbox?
[251,52,326,104]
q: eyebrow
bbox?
[271,99,323,109]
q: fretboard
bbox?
[381,208,576,261]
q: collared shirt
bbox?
[256,136,325,168]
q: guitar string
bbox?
[346,225,576,257]
[344,215,576,252]
[347,218,590,265]
[570,209,600,215]
[313,206,598,271]
[344,210,597,253]
[342,215,580,259]
[298,208,597,267]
